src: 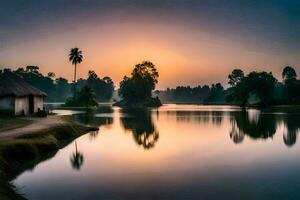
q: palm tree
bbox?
[69,47,83,94]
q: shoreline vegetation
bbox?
[2,64,300,109]
[157,66,300,108]
[113,96,162,108]
[1,46,300,109]
[0,116,97,200]
[115,61,162,108]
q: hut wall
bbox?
[34,96,44,112]
[0,97,15,112]
[15,96,29,115]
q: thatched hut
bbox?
[0,71,47,115]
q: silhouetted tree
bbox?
[233,71,277,106]
[157,85,210,103]
[69,47,83,94]
[282,66,297,82]
[204,83,225,103]
[228,69,244,86]
[118,61,161,106]
[86,70,114,101]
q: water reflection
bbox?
[72,107,114,128]
[58,105,300,149]
[13,105,300,200]
[282,114,300,147]
[70,141,84,170]
[230,111,276,141]
[165,110,224,126]
[89,130,100,140]
[229,110,300,147]
[120,109,159,150]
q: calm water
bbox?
[14,105,300,200]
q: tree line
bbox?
[157,66,300,106]
[1,44,299,108]
[0,66,114,103]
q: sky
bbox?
[0,0,299,89]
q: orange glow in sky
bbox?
[0,17,298,89]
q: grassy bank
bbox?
[0,117,32,132]
[0,116,95,200]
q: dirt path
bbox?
[0,115,66,140]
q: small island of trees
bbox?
[115,61,162,107]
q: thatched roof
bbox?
[0,71,47,97]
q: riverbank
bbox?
[0,115,67,140]
[0,115,97,200]
[0,117,32,133]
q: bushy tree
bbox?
[233,71,277,106]
[86,70,114,101]
[65,86,98,107]
[119,61,160,105]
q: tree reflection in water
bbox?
[72,107,113,140]
[282,114,300,147]
[89,130,99,140]
[120,108,159,150]
[229,120,245,144]
[166,110,223,126]
[70,141,84,170]
[72,107,114,128]
[229,109,300,147]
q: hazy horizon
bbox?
[0,0,299,89]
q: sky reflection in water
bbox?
[14,105,300,200]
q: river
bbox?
[13,104,300,200]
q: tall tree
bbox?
[69,47,83,83]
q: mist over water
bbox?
[14,105,300,200]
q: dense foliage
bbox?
[0,66,114,102]
[2,64,300,107]
[157,85,210,103]
[157,66,300,107]
[157,84,226,104]
[118,61,161,107]
[65,86,98,107]
[231,71,277,106]
[86,71,114,101]
[228,66,300,106]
